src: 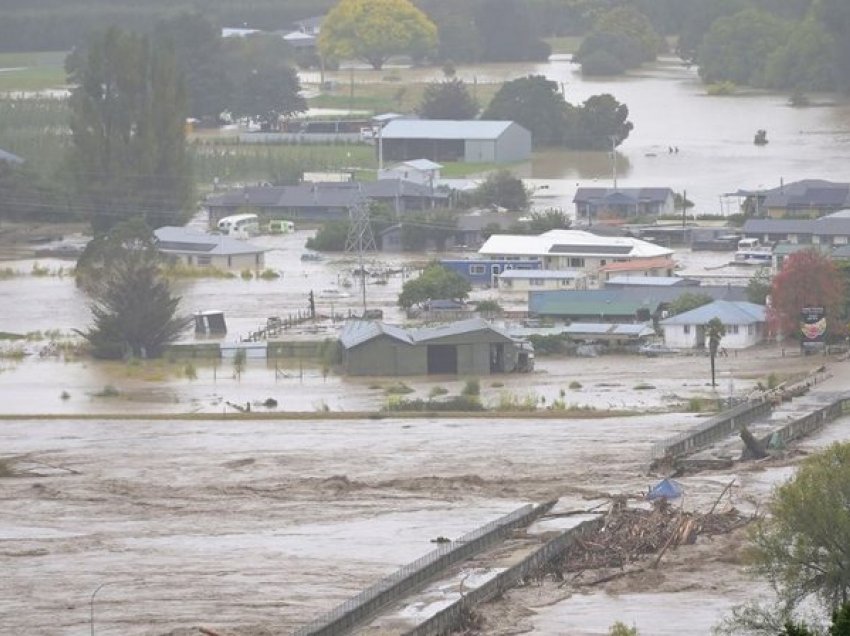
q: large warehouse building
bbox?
[378,120,531,164]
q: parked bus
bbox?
[217,213,260,239]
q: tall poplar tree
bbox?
[67,27,193,234]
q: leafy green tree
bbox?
[676,0,749,64]
[768,248,845,340]
[427,5,482,64]
[763,18,837,92]
[818,0,850,91]
[751,443,850,617]
[224,34,307,130]
[398,263,471,309]
[306,220,350,252]
[576,6,663,75]
[473,0,551,62]
[668,292,713,316]
[707,317,726,387]
[76,238,188,359]
[566,94,633,150]
[474,170,529,211]
[697,9,790,86]
[319,0,438,70]
[747,267,773,305]
[418,79,478,120]
[155,12,230,121]
[67,27,193,234]
[0,160,69,222]
[609,622,639,636]
[526,208,571,233]
[483,75,567,146]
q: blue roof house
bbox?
[659,300,766,350]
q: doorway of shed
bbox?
[427,344,458,374]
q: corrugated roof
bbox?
[479,229,673,259]
[606,276,691,286]
[573,187,674,204]
[207,180,446,209]
[761,179,850,209]
[529,286,749,316]
[744,216,850,237]
[339,320,413,349]
[153,226,265,256]
[599,256,674,272]
[339,318,516,349]
[401,159,442,171]
[660,300,765,326]
[499,269,581,279]
[381,119,521,140]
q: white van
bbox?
[217,213,260,239]
[267,219,295,234]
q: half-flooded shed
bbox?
[339,318,532,376]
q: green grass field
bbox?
[0,51,67,92]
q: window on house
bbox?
[469,264,486,275]
[529,278,545,286]
[729,325,739,334]
[834,236,848,245]
[684,325,691,334]
[748,324,754,335]
[569,257,585,268]
[197,256,212,266]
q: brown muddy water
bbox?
[321,55,850,215]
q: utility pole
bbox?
[344,193,377,315]
[610,136,618,189]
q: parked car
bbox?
[638,343,676,357]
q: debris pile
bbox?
[547,500,751,581]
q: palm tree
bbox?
[707,317,726,387]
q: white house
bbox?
[496,269,586,294]
[659,300,767,350]
[154,226,266,271]
[479,229,674,288]
[378,159,442,188]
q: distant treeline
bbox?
[0,0,336,52]
[0,0,714,54]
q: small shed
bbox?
[660,300,766,350]
[378,159,442,188]
[339,318,532,376]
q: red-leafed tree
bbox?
[768,249,846,339]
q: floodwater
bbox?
[321,55,850,215]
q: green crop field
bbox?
[0,51,67,93]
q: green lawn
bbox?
[0,51,67,92]
[543,36,583,55]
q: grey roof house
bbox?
[659,300,766,349]
[379,120,531,164]
[743,213,850,247]
[573,187,676,221]
[339,318,532,376]
[206,180,449,225]
[153,226,265,270]
[0,148,24,164]
[744,179,850,218]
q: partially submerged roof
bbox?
[761,179,850,209]
[660,300,766,326]
[207,180,447,209]
[479,229,673,259]
[339,317,516,349]
[574,187,674,204]
[153,226,265,256]
[599,256,674,272]
[400,159,442,171]
[380,119,524,141]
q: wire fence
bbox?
[293,502,553,636]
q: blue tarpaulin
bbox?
[647,478,684,501]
